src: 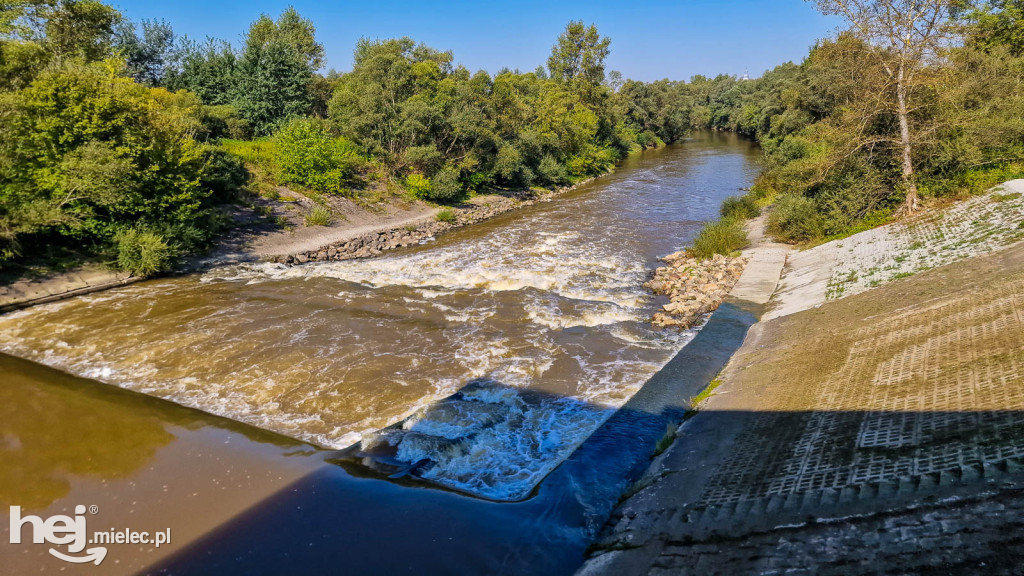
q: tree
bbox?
[0,0,120,89]
[809,0,957,212]
[962,0,1024,55]
[42,0,121,63]
[232,39,312,135]
[547,21,610,88]
[244,7,323,70]
[164,37,236,105]
[115,18,175,86]
[0,61,230,268]
[328,37,453,163]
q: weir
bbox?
[0,132,760,504]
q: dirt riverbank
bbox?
[0,178,597,311]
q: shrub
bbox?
[116,229,177,276]
[426,166,466,203]
[494,143,532,186]
[565,145,619,178]
[689,218,748,259]
[304,205,332,227]
[435,208,456,223]
[406,173,432,199]
[199,145,248,202]
[720,195,760,220]
[536,155,570,186]
[274,117,359,195]
[767,194,825,243]
[200,105,252,140]
[0,63,218,268]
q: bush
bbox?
[689,218,748,259]
[403,145,443,175]
[435,207,456,223]
[494,143,532,187]
[767,194,825,243]
[199,145,249,202]
[426,166,466,203]
[406,173,432,199]
[720,195,760,220]
[116,229,177,276]
[304,205,332,227]
[0,63,220,269]
[200,105,252,140]
[274,117,359,195]
[536,155,570,186]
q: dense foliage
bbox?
[0,1,245,272]
[678,0,1024,246]
[4,0,1024,271]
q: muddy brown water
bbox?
[0,132,760,505]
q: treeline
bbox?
[0,3,705,273]
[6,1,1022,273]
[684,0,1024,245]
[177,18,693,202]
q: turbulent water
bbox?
[0,132,759,500]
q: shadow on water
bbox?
[150,300,760,575]
[0,354,316,512]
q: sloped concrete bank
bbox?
[0,265,140,313]
[578,182,1024,576]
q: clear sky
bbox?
[109,0,841,81]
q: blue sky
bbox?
[110,0,841,81]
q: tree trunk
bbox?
[895,64,919,213]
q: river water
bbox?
[0,132,759,502]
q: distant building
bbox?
[740,70,751,81]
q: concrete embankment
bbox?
[0,264,139,313]
[580,182,1024,575]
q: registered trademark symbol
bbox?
[88,505,98,515]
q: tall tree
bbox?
[115,18,175,86]
[547,21,610,92]
[962,0,1024,55]
[164,37,236,105]
[232,39,311,135]
[809,0,957,212]
[244,6,323,70]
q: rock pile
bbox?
[645,252,747,329]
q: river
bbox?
[0,132,759,507]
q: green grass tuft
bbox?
[304,205,333,227]
[690,218,748,259]
[435,207,457,223]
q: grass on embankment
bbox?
[687,186,771,259]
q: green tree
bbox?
[164,38,236,105]
[547,21,610,88]
[0,61,231,270]
[809,0,958,212]
[328,37,453,163]
[231,38,312,135]
[115,18,175,86]
[245,7,324,70]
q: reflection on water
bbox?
[0,354,175,510]
[0,132,760,500]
